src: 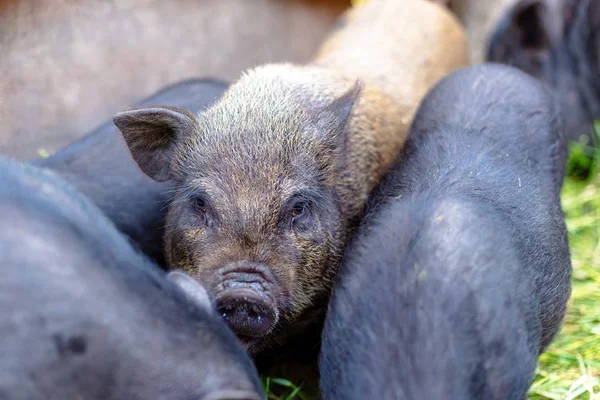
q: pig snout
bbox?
[217,289,276,338]
[215,264,278,339]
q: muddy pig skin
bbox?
[0,156,263,400]
[487,0,600,145]
[0,0,348,160]
[33,79,229,266]
[113,0,469,361]
[320,64,572,399]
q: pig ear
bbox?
[310,80,362,145]
[113,107,196,182]
[167,270,214,313]
[487,0,560,61]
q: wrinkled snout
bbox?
[215,264,278,339]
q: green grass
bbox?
[529,133,600,400]
[264,134,600,399]
[263,377,308,400]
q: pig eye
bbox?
[192,196,207,213]
[290,201,307,219]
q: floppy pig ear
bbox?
[113,106,196,182]
[487,0,560,62]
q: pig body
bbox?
[114,0,469,359]
[487,0,600,145]
[34,78,229,265]
[0,155,263,400]
[320,64,572,399]
[321,197,540,399]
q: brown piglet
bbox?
[113,0,469,364]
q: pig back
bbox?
[311,0,469,215]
